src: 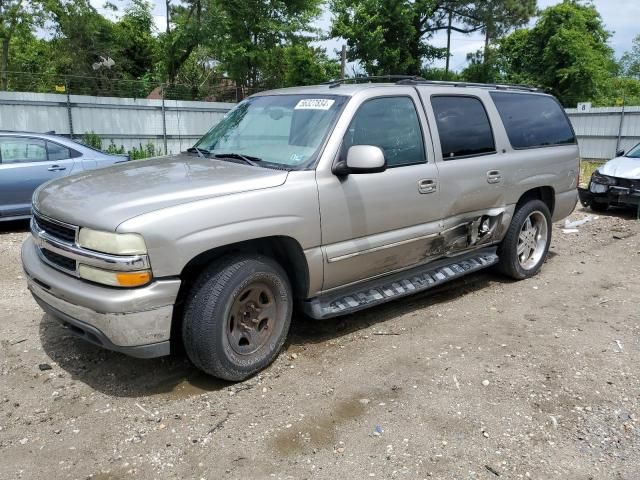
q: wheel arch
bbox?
[171,236,309,340]
[515,186,555,216]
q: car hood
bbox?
[34,154,289,231]
[599,156,640,179]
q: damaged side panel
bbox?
[321,207,510,294]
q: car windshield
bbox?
[625,143,640,158]
[193,94,348,169]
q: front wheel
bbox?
[497,199,552,280]
[182,255,292,381]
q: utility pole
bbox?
[445,10,453,78]
[340,45,347,80]
[165,0,171,33]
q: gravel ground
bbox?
[1,206,639,480]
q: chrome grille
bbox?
[33,213,77,244]
[41,249,77,273]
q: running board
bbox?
[304,248,499,319]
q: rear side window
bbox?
[431,96,496,159]
[47,142,72,161]
[490,92,576,149]
[343,96,426,167]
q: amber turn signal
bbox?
[116,271,152,287]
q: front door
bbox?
[0,136,75,218]
[318,93,442,291]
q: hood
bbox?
[599,155,640,179]
[34,154,289,230]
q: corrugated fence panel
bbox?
[0,91,234,155]
[566,106,640,160]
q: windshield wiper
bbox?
[187,146,210,157]
[213,152,262,167]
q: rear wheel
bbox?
[182,255,292,381]
[497,199,552,280]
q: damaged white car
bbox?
[579,143,640,212]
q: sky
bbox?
[96,0,640,72]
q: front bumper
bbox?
[22,236,181,358]
[578,182,640,208]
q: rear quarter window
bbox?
[490,92,576,149]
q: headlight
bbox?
[78,264,151,287]
[78,228,147,255]
[591,170,616,186]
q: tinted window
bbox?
[343,97,425,167]
[47,141,72,161]
[0,137,47,164]
[431,96,495,159]
[490,92,576,149]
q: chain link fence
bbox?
[0,71,263,102]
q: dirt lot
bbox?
[1,206,639,480]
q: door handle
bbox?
[486,170,502,184]
[418,178,437,194]
[47,165,67,172]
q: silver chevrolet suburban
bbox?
[22,79,579,380]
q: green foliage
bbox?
[592,77,640,107]
[208,0,323,88]
[81,131,102,150]
[264,44,341,87]
[128,142,156,160]
[495,0,617,106]
[421,67,462,81]
[330,0,446,76]
[621,34,640,80]
[105,142,125,154]
[104,141,155,159]
[457,0,536,50]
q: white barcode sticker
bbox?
[294,99,335,110]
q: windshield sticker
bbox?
[294,99,335,110]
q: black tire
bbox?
[497,199,552,280]
[182,254,292,381]
[590,201,609,212]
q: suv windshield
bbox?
[193,94,348,169]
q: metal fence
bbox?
[0,93,235,155]
[566,105,640,161]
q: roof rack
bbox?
[395,78,541,92]
[324,75,426,88]
[323,76,541,92]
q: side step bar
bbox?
[304,248,499,319]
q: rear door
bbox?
[0,136,75,218]
[418,89,512,231]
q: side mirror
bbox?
[333,145,387,176]
[616,149,625,157]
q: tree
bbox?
[496,0,617,106]
[620,34,640,80]
[0,0,44,88]
[113,0,157,80]
[264,43,341,87]
[206,0,323,89]
[330,0,487,76]
[457,0,536,64]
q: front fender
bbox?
[116,171,322,279]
